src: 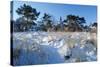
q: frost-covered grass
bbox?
[11,32,97,66]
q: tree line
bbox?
[11,4,97,32]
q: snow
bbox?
[12,32,97,66]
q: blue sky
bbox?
[12,1,97,25]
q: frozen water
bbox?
[12,32,97,65]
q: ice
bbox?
[12,32,97,65]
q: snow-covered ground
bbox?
[12,32,97,66]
